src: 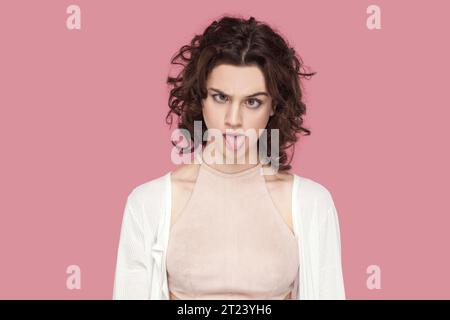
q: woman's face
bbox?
[201,64,274,163]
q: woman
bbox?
[113,15,345,300]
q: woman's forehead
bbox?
[207,64,267,96]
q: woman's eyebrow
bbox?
[208,87,269,98]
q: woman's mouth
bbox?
[223,134,246,151]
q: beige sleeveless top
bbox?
[166,159,299,299]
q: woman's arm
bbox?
[318,191,346,299]
[113,192,153,299]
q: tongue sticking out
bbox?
[225,135,245,151]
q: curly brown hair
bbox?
[165,15,316,172]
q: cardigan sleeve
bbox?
[112,192,152,299]
[317,191,346,299]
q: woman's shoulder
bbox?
[292,173,335,206]
[125,171,171,209]
[125,163,198,205]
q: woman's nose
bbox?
[225,102,242,127]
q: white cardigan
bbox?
[113,171,346,300]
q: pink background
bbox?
[1,0,449,299]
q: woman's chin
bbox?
[219,146,257,164]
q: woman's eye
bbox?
[212,94,228,103]
[246,98,262,108]
[211,94,262,108]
